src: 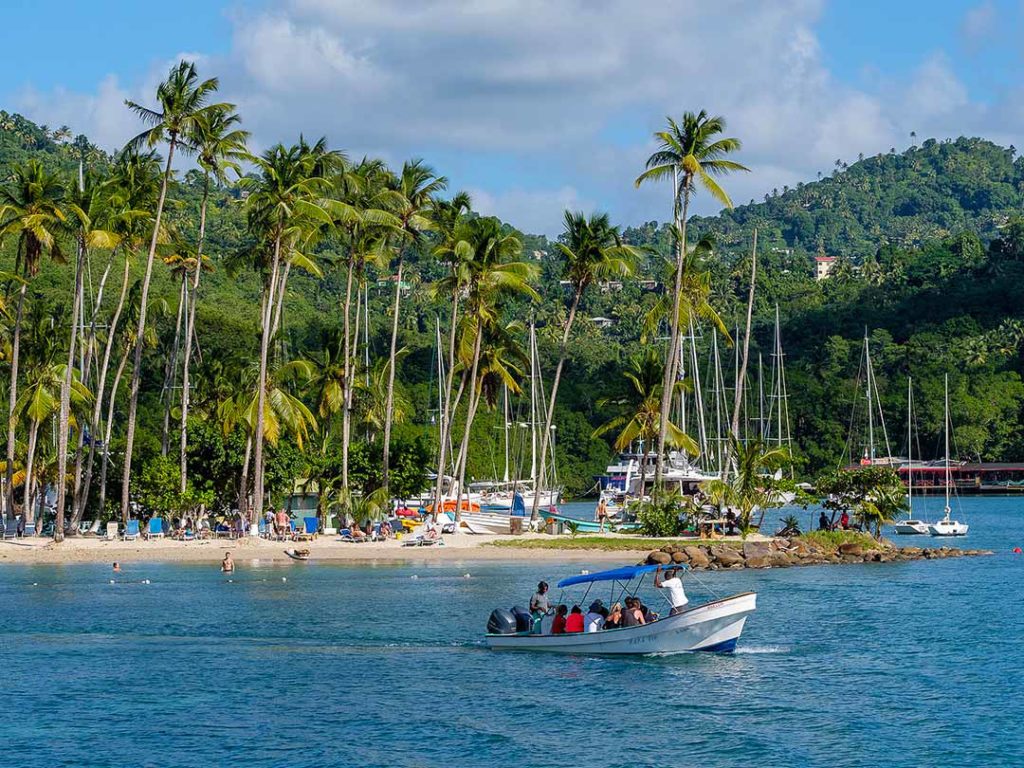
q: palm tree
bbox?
[120,59,224,523]
[241,141,335,523]
[593,349,696,497]
[635,111,748,486]
[530,211,637,522]
[701,436,789,531]
[179,104,249,494]
[382,160,447,492]
[448,218,538,519]
[0,160,69,521]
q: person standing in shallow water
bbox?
[221,552,234,573]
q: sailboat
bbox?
[929,375,968,536]
[893,377,930,535]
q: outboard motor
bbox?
[487,608,517,635]
[511,605,533,633]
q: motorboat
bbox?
[484,564,756,655]
[893,519,931,535]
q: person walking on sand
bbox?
[596,498,609,532]
[221,552,234,573]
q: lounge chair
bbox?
[122,520,140,541]
[22,521,36,537]
[2,519,17,540]
[293,517,318,542]
[146,518,165,539]
[104,521,119,540]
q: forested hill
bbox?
[3,109,1024,502]
[624,137,1024,262]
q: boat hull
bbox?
[893,520,931,535]
[485,592,756,655]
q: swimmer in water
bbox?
[112,562,121,573]
[221,552,234,573]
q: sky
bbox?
[3,0,1023,237]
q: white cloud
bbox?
[960,2,997,51]
[11,0,1024,236]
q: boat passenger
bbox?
[654,565,689,615]
[565,605,585,633]
[550,604,568,634]
[621,597,646,626]
[584,601,605,632]
[604,602,622,630]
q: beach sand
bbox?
[0,532,651,566]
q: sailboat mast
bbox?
[775,305,783,449]
[944,373,951,516]
[758,353,765,442]
[907,377,913,513]
[529,323,538,483]
[864,334,875,462]
[502,383,510,483]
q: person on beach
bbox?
[839,511,850,530]
[221,553,234,573]
[550,604,568,634]
[530,581,552,632]
[818,511,830,531]
[565,605,585,633]
[596,498,609,532]
[654,565,688,615]
[275,509,291,538]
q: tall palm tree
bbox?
[382,160,447,492]
[593,349,696,498]
[120,59,223,523]
[242,141,335,523]
[447,217,538,519]
[0,159,69,521]
[701,435,789,531]
[635,111,748,486]
[428,191,473,515]
[530,211,638,521]
[179,104,249,494]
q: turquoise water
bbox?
[1,496,1022,767]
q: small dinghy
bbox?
[284,548,310,561]
[484,564,756,655]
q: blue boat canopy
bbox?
[557,563,688,588]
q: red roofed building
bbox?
[814,255,837,281]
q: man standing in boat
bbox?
[654,566,688,615]
[529,581,553,632]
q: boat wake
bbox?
[733,644,790,654]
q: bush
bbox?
[635,494,686,537]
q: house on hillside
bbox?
[814,255,836,281]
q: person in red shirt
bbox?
[550,604,568,634]
[565,605,585,633]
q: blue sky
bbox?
[4,1,1023,236]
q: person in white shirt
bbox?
[584,600,605,632]
[654,565,688,615]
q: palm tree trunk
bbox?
[655,184,690,487]
[76,255,130,524]
[179,173,211,494]
[340,256,355,494]
[252,233,283,526]
[452,319,484,524]
[4,283,27,521]
[432,289,462,513]
[54,235,88,539]
[121,139,176,523]
[530,286,581,522]
[160,275,187,456]
[23,419,40,525]
[381,255,404,492]
[99,342,131,518]
[238,432,252,516]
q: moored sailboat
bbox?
[893,377,930,535]
[929,375,968,537]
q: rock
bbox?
[841,554,863,564]
[900,547,923,557]
[684,546,711,568]
[746,555,772,568]
[671,550,688,564]
[838,542,866,557]
[743,541,772,560]
[710,545,745,567]
[768,551,794,567]
[786,539,812,556]
[646,551,672,565]
[660,546,675,554]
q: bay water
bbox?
[1,496,1021,767]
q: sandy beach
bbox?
[0,532,652,566]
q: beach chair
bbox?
[258,519,268,538]
[293,517,318,542]
[146,518,165,539]
[122,520,140,541]
[22,521,36,537]
[104,521,119,540]
[2,518,16,540]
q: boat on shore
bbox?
[484,564,756,655]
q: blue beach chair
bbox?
[146,517,165,539]
[123,520,140,541]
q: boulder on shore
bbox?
[671,550,688,564]
[710,545,745,568]
[684,546,711,568]
[646,551,672,565]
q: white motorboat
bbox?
[929,376,968,537]
[484,565,756,655]
[893,520,931,535]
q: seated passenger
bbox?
[550,604,568,634]
[584,600,605,633]
[621,597,646,626]
[564,605,585,633]
[604,602,623,629]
